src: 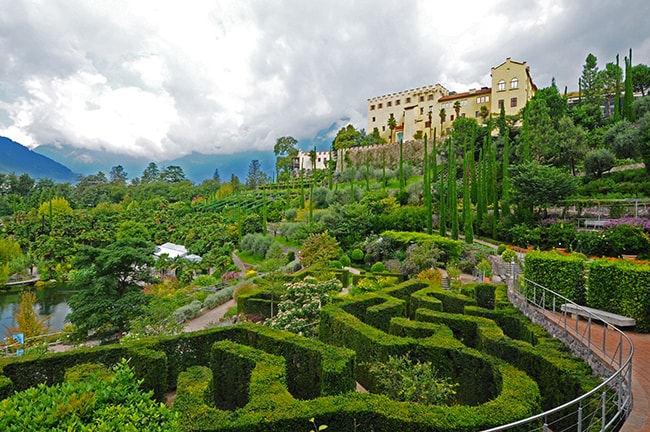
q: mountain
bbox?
[33,143,276,184]
[0,136,78,182]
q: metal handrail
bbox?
[1,331,69,357]
[481,277,634,431]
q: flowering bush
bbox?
[604,217,650,231]
[416,268,442,283]
[265,278,341,338]
[221,271,240,281]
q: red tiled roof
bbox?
[439,87,491,102]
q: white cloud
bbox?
[0,0,649,160]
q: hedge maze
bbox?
[0,280,603,431]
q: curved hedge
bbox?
[0,279,603,431]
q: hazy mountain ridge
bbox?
[33,143,275,184]
[0,137,79,182]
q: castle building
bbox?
[293,150,333,171]
[367,58,537,141]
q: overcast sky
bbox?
[1,0,649,160]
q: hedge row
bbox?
[174,345,540,432]
[587,260,650,332]
[524,251,587,303]
[319,281,601,431]
[0,323,355,405]
[524,251,650,332]
[0,279,603,431]
[380,230,463,263]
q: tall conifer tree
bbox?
[614,54,622,122]
[501,129,511,217]
[624,49,636,122]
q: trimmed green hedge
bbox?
[0,323,355,406]
[236,289,274,318]
[0,276,604,431]
[380,230,463,263]
[524,251,587,304]
[174,359,540,432]
[587,260,650,332]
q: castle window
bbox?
[406,97,411,103]
[511,78,518,89]
[372,116,376,122]
[428,94,434,100]
[475,111,480,117]
[450,115,454,121]
[378,103,383,109]
[382,126,386,131]
[396,99,400,105]
[419,96,425,102]
[370,105,375,110]
[498,99,504,109]
[387,101,392,107]
[420,108,424,115]
[498,80,506,91]
[511,97,518,107]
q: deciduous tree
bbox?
[68,238,156,339]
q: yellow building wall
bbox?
[366,58,536,141]
[490,58,536,117]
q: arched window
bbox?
[498,80,506,91]
[511,78,519,89]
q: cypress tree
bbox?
[501,129,511,217]
[448,138,459,239]
[491,139,499,239]
[424,133,432,234]
[308,182,313,227]
[365,154,370,191]
[432,128,438,181]
[463,150,474,243]
[399,138,405,194]
[624,49,636,122]
[382,150,387,188]
[438,166,446,236]
[614,54,622,122]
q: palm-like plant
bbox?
[439,109,446,135]
[453,101,461,120]
[479,105,490,123]
[387,113,397,143]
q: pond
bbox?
[0,284,77,336]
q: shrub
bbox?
[416,268,442,283]
[496,244,507,255]
[203,285,237,309]
[329,260,343,269]
[350,248,364,262]
[365,354,458,405]
[265,279,341,338]
[584,148,615,178]
[339,254,351,267]
[263,242,282,260]
[476,259,492,279]
[192,274,219,287]
[284,208,298,222]
[501,249,519,264]
[0,359,178,431]
[234,283,258,302]
[370,262,386,273]
[172,300,203,323]
[605,224,650,256]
